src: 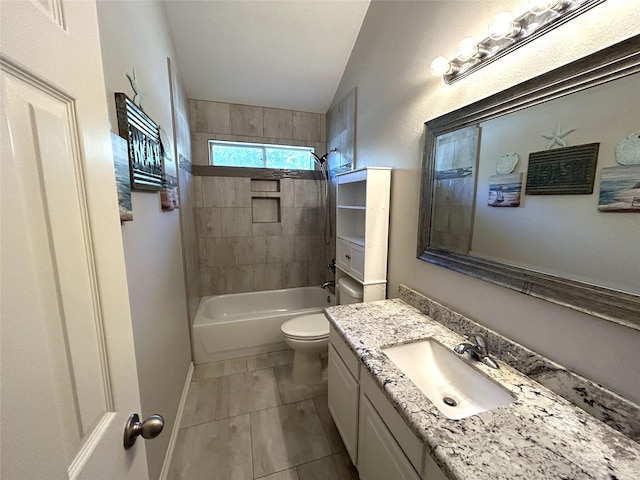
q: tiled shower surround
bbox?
[194,175,331,295]
[189,99,327,166]
[187,99,332,296]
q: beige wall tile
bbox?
[191,132,212,165]
[204,238,236,267]
[293,236,309,262]
[198,238,208,267]
[200,266,224,296]
[252,197,280,223]
[280,178,294,208]
[294,179,320,208]
[220,207,252,237]
[281,262,306,288]
[253,222,283,237]
[195,100,231,134]
[196,207,222,237]
[293,111,322,142]
[294,208,324,235]
[307,260,328,287]
[253,263,284,291]
[265,235,294,264]
[222,265,254,293]
[280,208,296,236]
[231,104,264,136]
[233,237,255,265]
[193,176,203,207]
[235,177,251,207]
[264,108,293,139]
[202,177,236,207]
[188,99,198,129]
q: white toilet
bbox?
[281,276,363,384]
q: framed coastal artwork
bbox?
[488,173,522,207]
[111,132,133,222]
[598,165,640,212]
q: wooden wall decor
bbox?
[525,143,599,195]
[115,93,163,191]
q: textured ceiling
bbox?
[164,0,370,114]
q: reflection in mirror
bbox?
[430,126,479,254]
[418,35,640,329]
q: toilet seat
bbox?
[281,314,329,341]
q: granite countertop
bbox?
[325,299,640,479]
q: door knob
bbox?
[123,413,164,449]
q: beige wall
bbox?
[332,0,640,403]
[96,1,192,477]
[189,100,331,295]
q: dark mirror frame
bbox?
[418,35,640,331]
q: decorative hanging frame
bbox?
[115,92,164,191]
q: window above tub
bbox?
[209,140,315,170]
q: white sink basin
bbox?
[381,339,516,419]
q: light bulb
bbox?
[528,0,561,14]
[429,56,454,76]
[455,37,479,62]
[488,11,521,39]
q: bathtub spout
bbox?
[321,281,335,290]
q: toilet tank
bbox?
[338,276,363,305]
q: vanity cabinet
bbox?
[328,328,360,465]
[336,167,390,302]
[328,326,448,480]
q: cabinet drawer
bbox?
[329,326,359,380]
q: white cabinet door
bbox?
[337,237,352,272]
[349,243,365,280]
[358,396,421,480]
[1,1,147,478]
[328,345,359,466]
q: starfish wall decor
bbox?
[126,68,143,109]
[542,124,575,149]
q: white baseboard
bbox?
[158,361,194,480]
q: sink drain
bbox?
[442,396,457,407]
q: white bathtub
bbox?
[193,286,336,363]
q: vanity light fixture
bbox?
[429,0,606,84]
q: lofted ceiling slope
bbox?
[164,0,370,114]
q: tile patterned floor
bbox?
[168,349,360,480]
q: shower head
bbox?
[312,148,338,165]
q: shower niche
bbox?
[251,179,281,224]
[336,167,391,301]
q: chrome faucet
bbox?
[321,280,335,290]
[454,334,499,369]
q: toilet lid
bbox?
[281,314,329,340]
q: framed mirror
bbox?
[418,35,640,330]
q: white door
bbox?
[1,1,149,478]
